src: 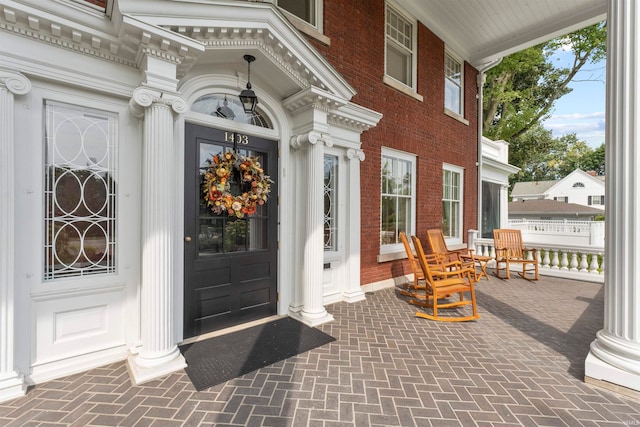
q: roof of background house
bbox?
[508,199,604,215]
[511,170,605,197]
[511,180,557,196]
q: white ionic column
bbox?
[290,131,334,326]
[343,148,366,303]
[0,69,30,403]
[585,0,640,394]
[127,87,187,384]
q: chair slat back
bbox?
[493,229,525,258]
[411,235,439,284]
[426,229,449,256]
[399,232,422,278]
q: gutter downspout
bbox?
[475,58,502,234]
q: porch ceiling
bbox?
[396,0,607,67]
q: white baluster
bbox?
[560,251,569,271]
[590,253,602,275]
[570,252,579,271]
[551,250,560,270]
[542,248,551,269]
[579,253,589,272]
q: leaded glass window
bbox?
[44,101,117,280]
[324,155,338,251]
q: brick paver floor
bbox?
[2,274,640,426]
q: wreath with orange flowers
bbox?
[202,151,273,218]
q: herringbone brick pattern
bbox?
[2,275,640,426]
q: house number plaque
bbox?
[225,131,249,145]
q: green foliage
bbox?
[484,21,606,141]
[507,125,605,188]
[483,21,607,187]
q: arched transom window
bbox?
[192,93,273,129]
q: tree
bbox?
[508,127,605,189]
[580,143,606,176]
[508,123,568,183]
[483,22,606,142]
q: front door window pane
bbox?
[198,142,270,254]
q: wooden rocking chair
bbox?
[399,232,426,299]
[411,235,480,322]
[425,229,477,279]
[492,229,539,280]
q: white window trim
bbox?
[277,0,329,44]
[444,49,465,120]
[379,147,417,257]
[442,163,464,246]
[384,1,419,94]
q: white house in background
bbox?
[511,169,605,210]
[481,137,520,238]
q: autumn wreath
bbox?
[202,151,273,218]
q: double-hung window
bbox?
[385,2,416,90]
[589,195,605,205]
[381,148,416,253]
[442,164,463,244]
[445,51,464,116]
[277,0,322,31]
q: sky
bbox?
[543,49,606,149]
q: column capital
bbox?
[0,69,31,95]
[290,131,333,149]
[129,86,186,118]
[346,148,365,162]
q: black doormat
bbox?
[179,317,336,391]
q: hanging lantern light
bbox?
[239,54,258,114]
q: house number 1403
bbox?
[225,132,249,145]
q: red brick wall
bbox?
[310,0,479,285]
[82,0,107,9]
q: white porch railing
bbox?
[468,230,604,283]
[507,219,605,247]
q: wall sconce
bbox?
[239,54,258,114]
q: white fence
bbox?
[469,228,604,283]
[507,219,605,247]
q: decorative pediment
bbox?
[147,1,356,100]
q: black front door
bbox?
[184,123,278,338]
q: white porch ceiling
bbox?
[395,0,608,67]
